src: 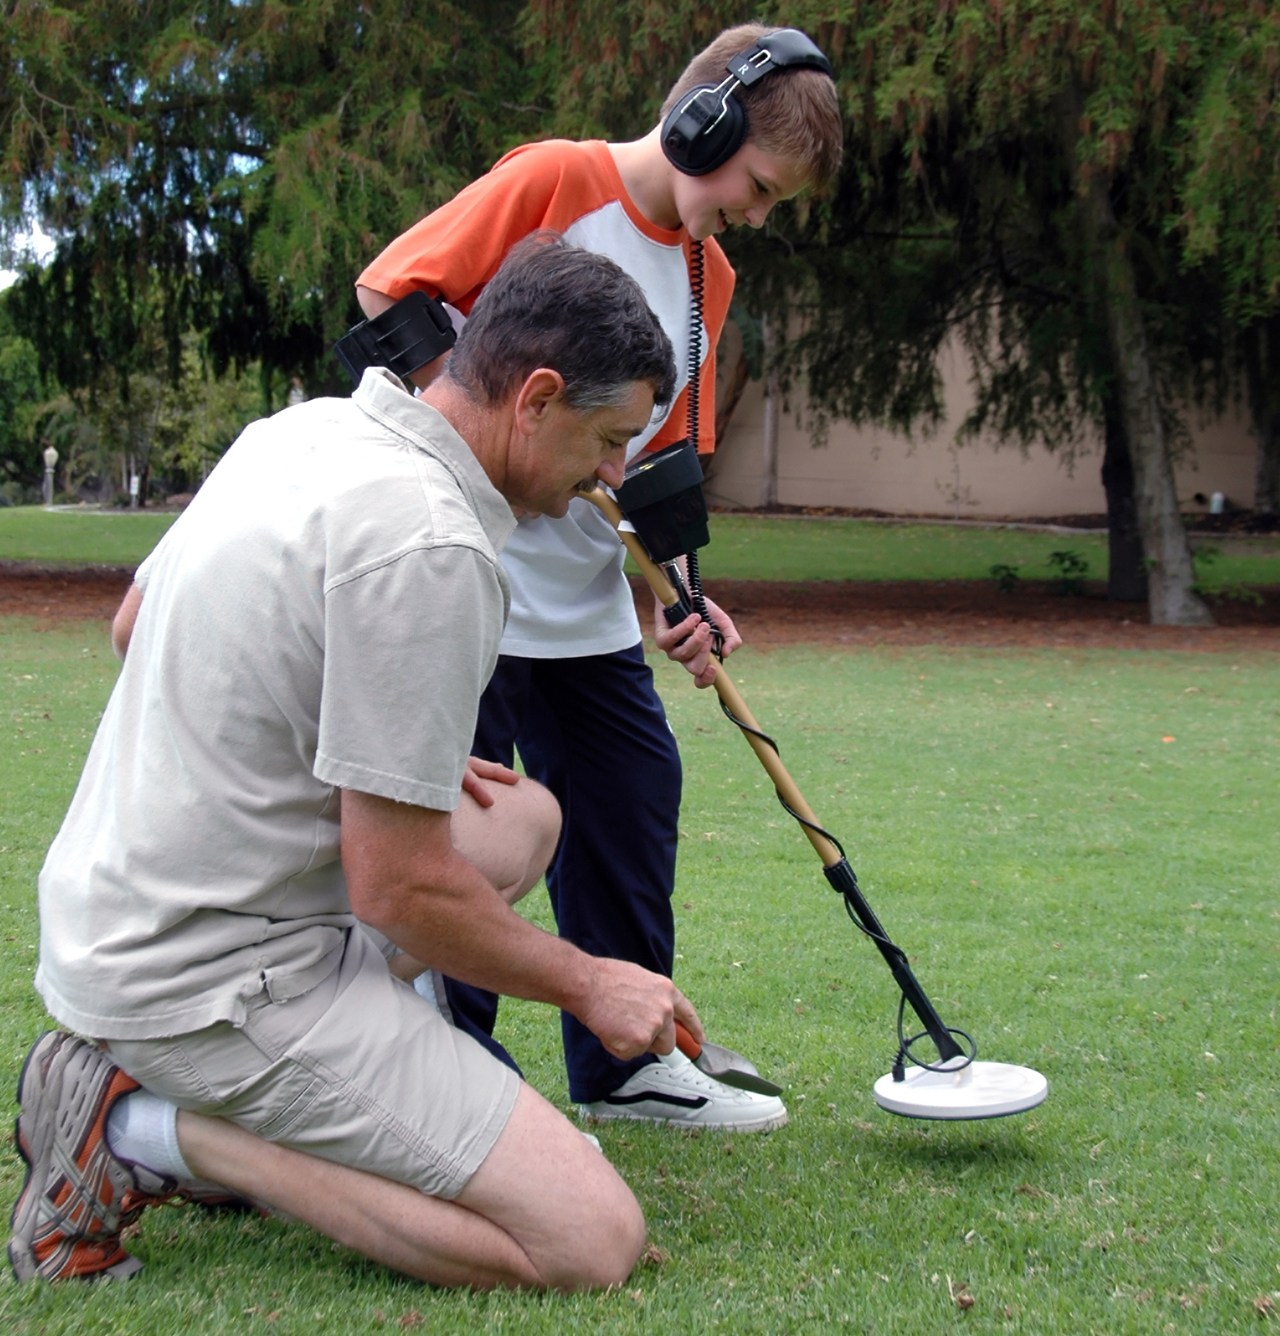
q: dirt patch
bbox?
[3,563,1276,653]
[631,577,1280,653]
[0,564,135,624]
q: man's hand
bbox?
[461,756,520,809]
[652,593,743,689]
[573,957,704,1060]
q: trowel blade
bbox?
[694,1040,784,1096]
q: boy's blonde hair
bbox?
[660,24,843,189]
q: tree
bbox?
[0,324,43,501]
[1177,5,1280,516]
[529,1,1280,623]
[1,0,541,399]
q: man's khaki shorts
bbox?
[106,928,520,1200]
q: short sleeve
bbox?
[314,543,505,809]
[356,141,608,315]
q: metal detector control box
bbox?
[613,439,710,563]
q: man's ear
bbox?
[513,368,567,439]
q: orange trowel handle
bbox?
[674,1020,702,1061]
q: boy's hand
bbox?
[653,595,743,688]
[461,756,521,808]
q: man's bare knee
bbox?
[515,778,560,899]
[459,1083,646,1290]
[451,775,561,904]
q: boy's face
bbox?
[673,143,810,241]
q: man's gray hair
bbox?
[444,234,677,411]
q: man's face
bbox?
[673,142,810,242]
[512,379,656,519]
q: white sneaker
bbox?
[579,1049,788,1132]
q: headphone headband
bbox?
[726,29,834,87]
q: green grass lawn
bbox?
[695,515,1280,587]
[0,508,176,566]
[5,504,1279,588]
[2,619,1278,1333]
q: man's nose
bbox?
[596,456,626,489]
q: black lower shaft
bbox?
[823,857,965,1064]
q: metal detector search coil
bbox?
[873,1060,1048,1120]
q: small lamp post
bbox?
[42,445,59,508]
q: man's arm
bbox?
[340,788,702,1058]
[111,582,143,660]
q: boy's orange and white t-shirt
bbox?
[358,139,735,659]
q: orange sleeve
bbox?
[356,142,613,315]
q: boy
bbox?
[355,24,842,1128]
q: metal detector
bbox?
[583,460,1048,1121]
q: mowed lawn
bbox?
[696,514,1280,588]
[1,611,1276,1334]
[0,509,176,566]
[4,504,1279,587]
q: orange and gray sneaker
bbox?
[8,1031,180,1282]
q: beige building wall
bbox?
[708,344,1259,518]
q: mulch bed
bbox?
[2,562,1277,653]
[629,577,1280,653]
[0,564,134,623]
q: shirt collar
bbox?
[351,368,517,552]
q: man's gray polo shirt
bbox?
[36,369,517,1040]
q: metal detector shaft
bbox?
[581,486,963,1063]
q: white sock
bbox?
[105,1089,194,1181]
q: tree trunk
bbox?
[1085,177,1213,625]
[759,312,780,509]
[1100,379,1148,601]
[1243,316,1280,515]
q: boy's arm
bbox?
[354,145,584,389]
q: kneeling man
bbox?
[10,236,699,1290]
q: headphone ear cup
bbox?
[661,86,748,177]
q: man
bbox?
[354,24,842,1128]
[11,237,700,1289]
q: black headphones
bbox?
[660,29,833,178]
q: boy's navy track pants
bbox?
[441,644,681,1104]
